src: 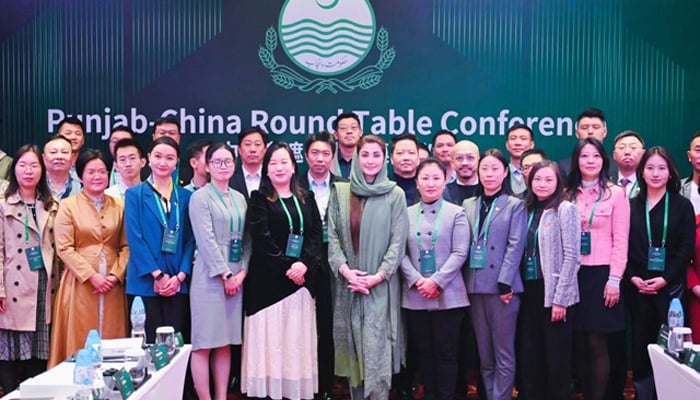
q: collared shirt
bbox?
[617,173,638,198]
[338,157,352,178]
[509,163,527,195]
[183,179,204,193]
[242,165,262,196]
[687,181,700,215]
[48,174,81,200]
[110,166,122,187]
[307,172,331,219]
[105,182,130,200]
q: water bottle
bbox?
[84,329,105,398]
[73,349,93,400]
[131,296,147,345]
[668,298,684,328]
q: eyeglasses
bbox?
[117,155,140,164]
[210,159,235,168]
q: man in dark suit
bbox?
[229,126,268,201]
[299,131,346,400]
[444,140,480,205]
[559,108,618,179]
[389,133,420,206]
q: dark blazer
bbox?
[462,194,526,294]
[229,166,249,202]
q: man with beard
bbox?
[43,134,81,200]
[444,140,480,205]
[612,131,645,198]
[229,126,268,201]
[504,124,535,196]
[390,133,420,206]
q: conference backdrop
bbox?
[1,0,699,173]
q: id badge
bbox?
[229,238,242,262]
[469,244,487,269]
[648,247,666,271]
[161,229,179,253]
[420,249,436,276]
[285,233,304,258]
[525,256,538,281]
[322,220,329,244]
[26,246,44,271]
[580,231,591,255]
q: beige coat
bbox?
[48,192,129,367]
[0,193,58,330]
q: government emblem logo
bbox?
[258,0,395,93]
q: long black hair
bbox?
[258,141,308,203]
[635,146,682,202]
[524,160,566,211]
[5,144,55,211]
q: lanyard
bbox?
[151,182,180,231]
[645,192,669,247]
[24,203,40,245]
[279,195,304,234]
[210,183,243,238]
[577,187,603,231]
[473,197,497,243]
[415,200,445,251]
[527,210,540,256]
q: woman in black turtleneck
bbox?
[517,161,581,400]
[462,149,526,400]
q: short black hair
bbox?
[186,139,214,161]
[238,126,268,146]
[304,131,336,155]
[114,138,145,159]
[76,149,112,179]
[333,112,361,130]
[506,123,534,141]
[431,129,457,148]
[43,134,73,153]
[520,148,548,163]
[109,126,135,139]
[416,157,447,178]
[576,108,606,124]
[613,130,644,147]
[57,116,85,133]
[153,115,181,132]
[390,133,419,155]
[418,142,430,153]
[205,142,236,163]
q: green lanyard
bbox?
[415,200,445,251]
[577,188,603,231]
[279,195,304,234]
[24,203,40,245]
[527,210,540,257]
[152,182,180,231]
[473,197,497,244]
[210,183,243,238]
[645,192,669,248]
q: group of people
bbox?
[0,108,698,400]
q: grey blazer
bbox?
[536,201,581,308]
[462,194,526,294]
[400,200,470,310]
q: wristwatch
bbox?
[224,272,234,280]
[154,271,165,281]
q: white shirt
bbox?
[242,165,262,196]
[105,182,130,201]
[617,173,638,198]
[689,181,700,215]
[307,172,331,220]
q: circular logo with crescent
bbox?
[278,0,376,76]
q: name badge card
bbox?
[285,234,304,258]
[113,368,135,398]
[161,229,179,253]
[580,231,591,255]
[322,220,329,243]
[147,344,170,371]
[470,244,487,269]
[525,256,538,281]
[26,246,44,271]
[229,238,242,262]
[420,249,436,275]
[648,247,666,271]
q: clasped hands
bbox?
[152,272,184,297]
[340,265,384,295]
[631,276,667,295]
[286,262,307,286]
[89,273,119,294]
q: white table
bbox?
[647,344,700,400]
[1,344,191,400]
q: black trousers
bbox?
[0,358,46,394]
[128,294,190,344]
[315,268,335,394]
[406,307,465,400]
[517,280,573,400]
[625,287,669,379]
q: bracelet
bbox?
[223,272,234,281]
[177,274,186,283]
[153,271,165,281]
